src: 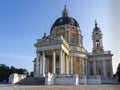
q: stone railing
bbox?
[70,46,87,53]
[104,51,111,54]
[88,51,111,55]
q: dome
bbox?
[51,17,79,29]
[51,5,79,31]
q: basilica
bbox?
[33,6,115,85]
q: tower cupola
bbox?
[92,21,104,54]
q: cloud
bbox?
[0,54,34,60]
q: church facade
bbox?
[33,6,115,85]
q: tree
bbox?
[17,68,27,74]
[10,66,17,74]
[116,63,120,82]
[0,64,10,81]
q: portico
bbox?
[34,36,75,77]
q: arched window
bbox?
[96,40,100,48]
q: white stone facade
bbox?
[33,6,115,85]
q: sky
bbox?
[0,0,120,74]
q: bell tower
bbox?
[92,20,104,54]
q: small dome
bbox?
[94,26,100,31]
[51,5,79,32]
[93,20,100,31]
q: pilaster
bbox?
[103,60,107,77]
[93,57,96,76]
[82,58,85,75]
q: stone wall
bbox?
[87,76,101,84]
[45,74,102,85]
[101,77,117,84]
[8,73,26,84]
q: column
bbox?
[36,53,40,77]
[62,51,65,74]
[82,58,85,75]
[103,60,107,77]
[48,59,49,73]
[78,34,80,45]
[45,58,48,74]
[59,50,63,74]
[42,51,45,76]
[68,32,70,43]
[66,55,69,74]
[40,55,43,75]
[52,50,56,74]
[39,53,42,77]
[110,59,113,77]
[70,57,73,74]
[93,57,96,76]
[33,58,36,77]
[87,62,90,75]
[85,58,87,75]
[38,55,40,77]
[68,56,70,74]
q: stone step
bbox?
[16,77,45,85]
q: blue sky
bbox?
[0,0,119,74]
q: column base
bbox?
[41,74,45,77]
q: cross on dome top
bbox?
[95,19,98,27]
[62,5,69,17]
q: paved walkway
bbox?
[0,84,120,90]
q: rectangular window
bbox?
[90,69,93,75]
[72,37,75,43]
[76,57,79,62]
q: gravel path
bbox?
[0,84,120,90]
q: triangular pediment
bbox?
[35,36,62,47]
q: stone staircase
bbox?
[16,77,45,85]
